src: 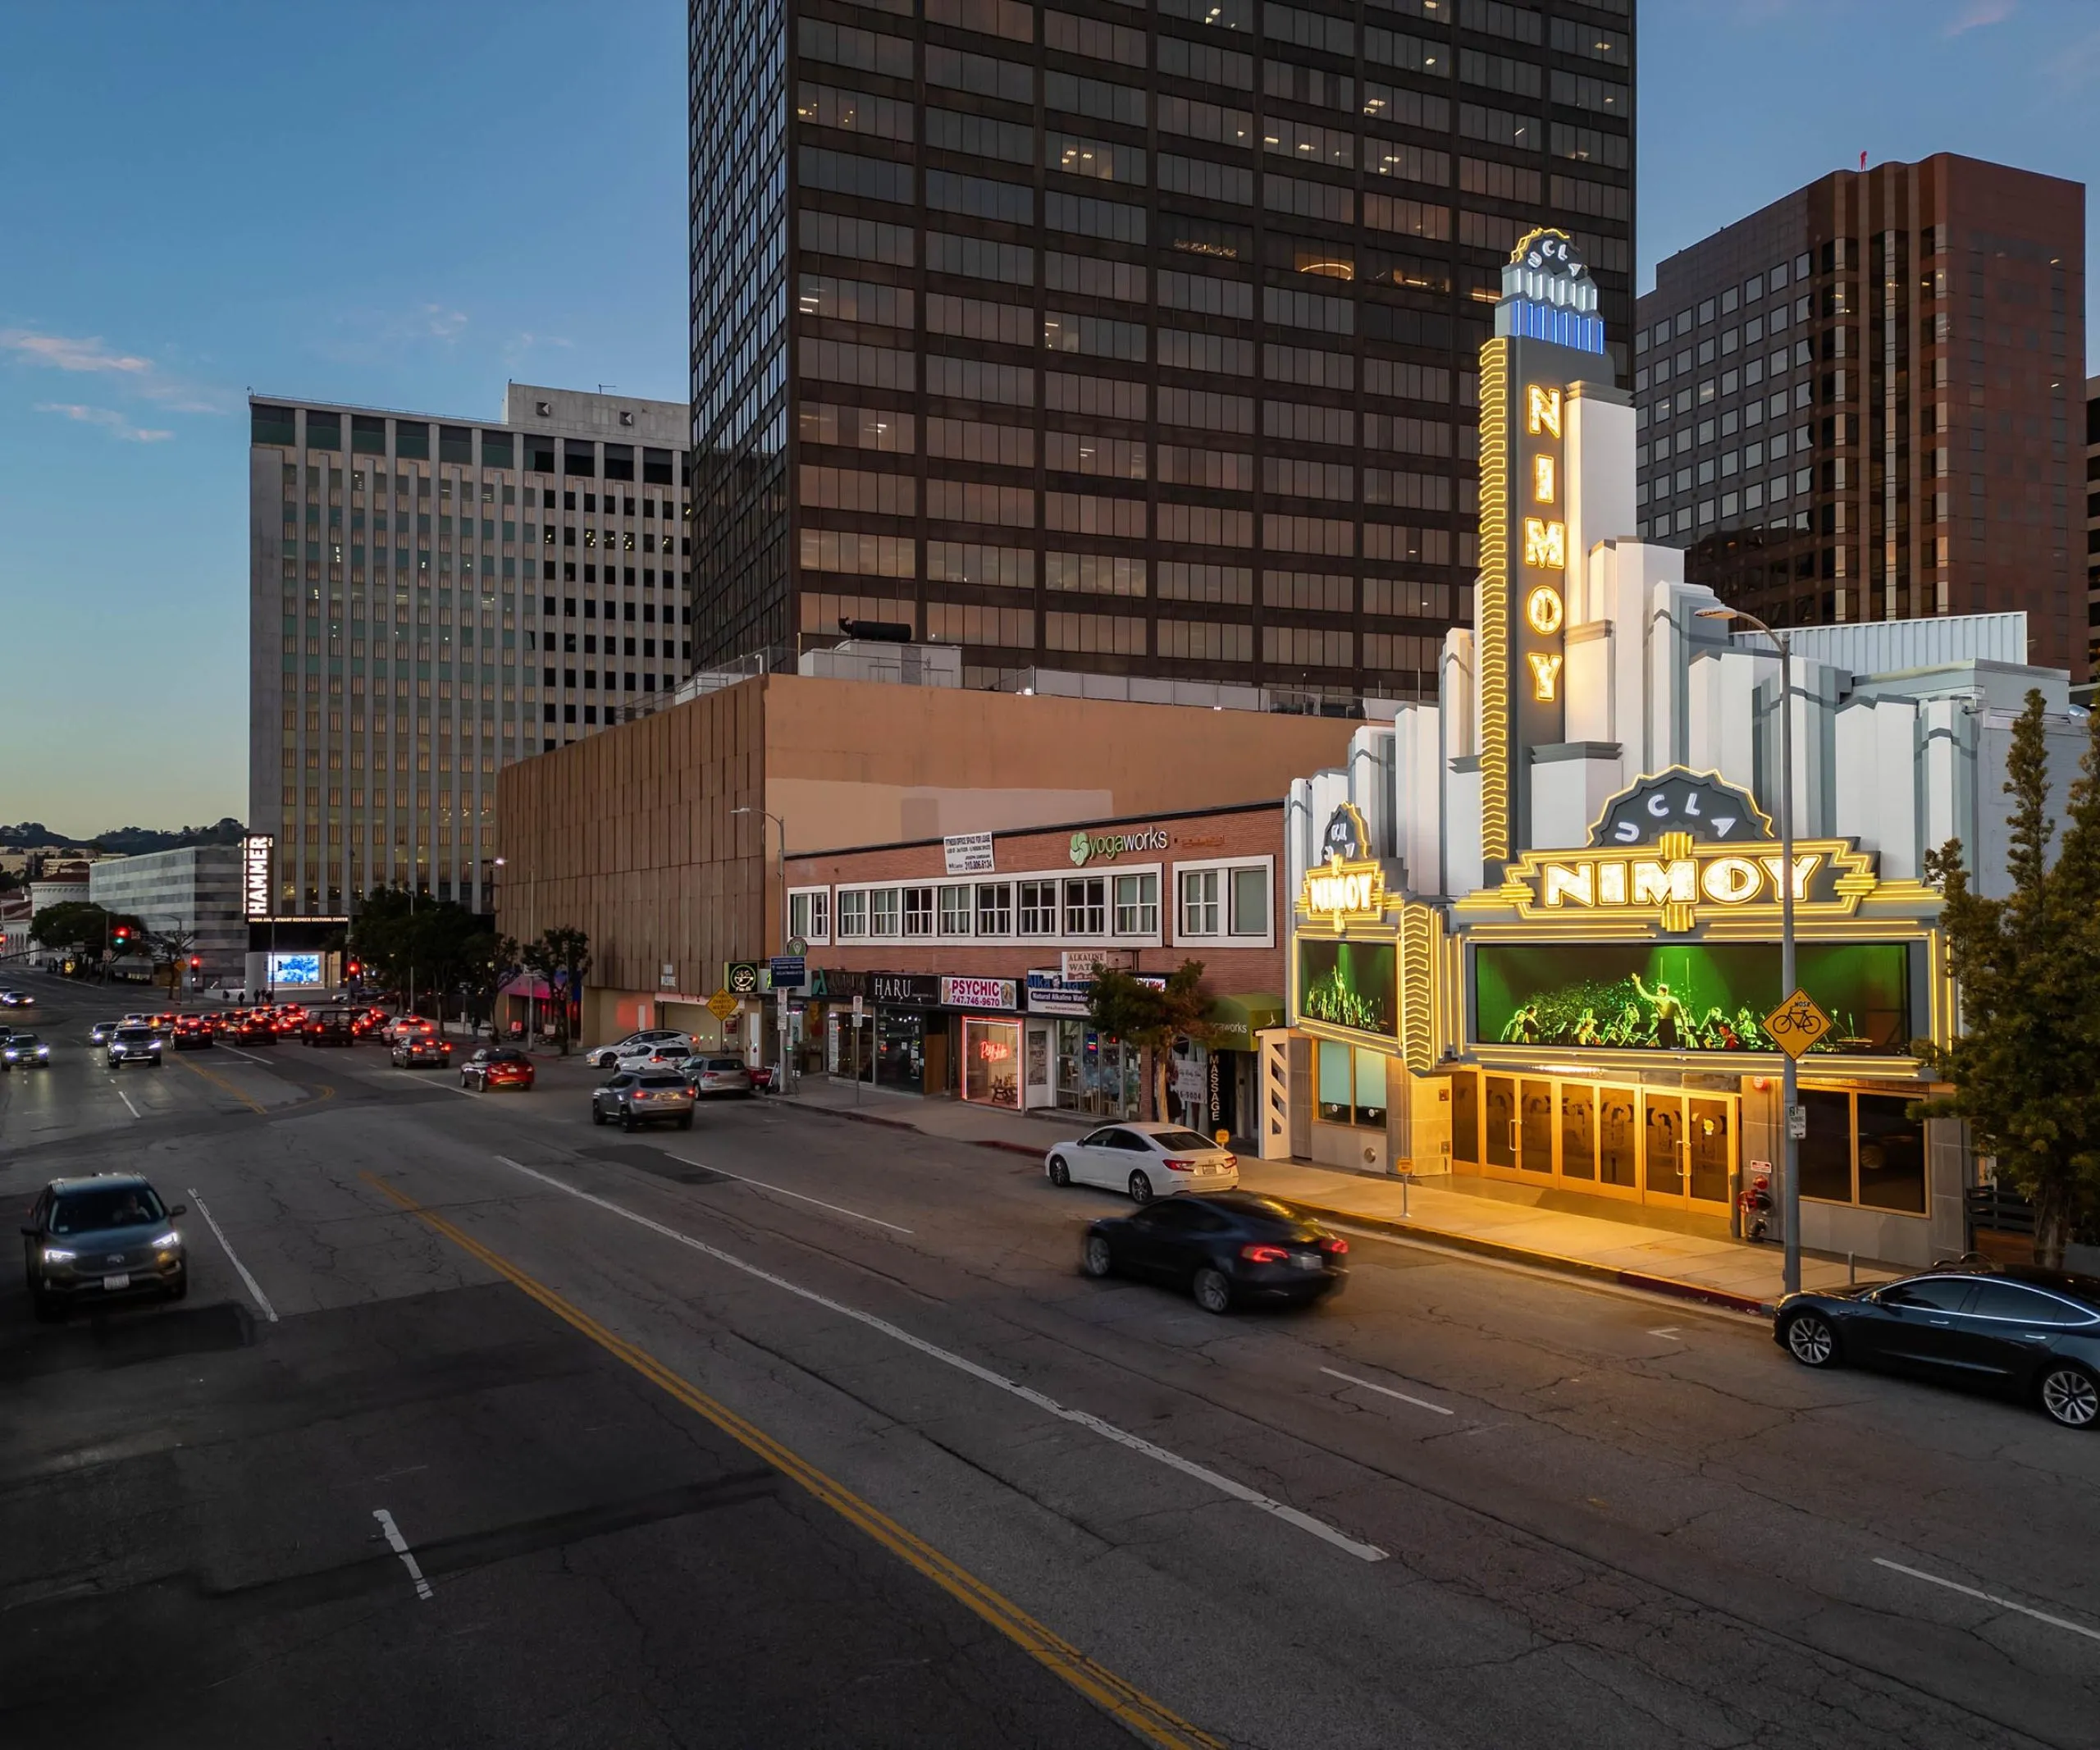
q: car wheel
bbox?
[677,1113,693,1130]
[1783,1310,1841,1368]
[590,1104,607,1126]
[167,1272,188,1302]
[1128,1170,1153,1204]
[1193,1266,1233,1316]
[31,1287,61,1323]
[2039,1363,2100,1429]
[619,1112,637,1132]
[1048,1154,1071,1187]
[1081,1235,1114,1278]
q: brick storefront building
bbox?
[783,801,1286,1136]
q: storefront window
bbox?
[1063,876,1106,934]
[1799,1088,1925,1213]
[1181,869,1220,935]
[1018,880,1057,934]
[1054,1017,1139,1117]
[1113,872,1157,935]
[1798,1088,1854,1202]
[962,1018,1020,1107]
[1317,1040,1386,1128]
[1354,1048,1387,1125]
[788,889,829,943]
[1230,866,1268,935]
[875,1008,924,1091]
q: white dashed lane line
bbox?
[1318,1365,1454,1417]
[1874,1558,2100,1645]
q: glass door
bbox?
[1687,1097,1732,1205]
[1483,1076,1517,1171]
[1559,1085,1596,1182]
[1643,1094,1686,1197]
[1518,1079,1554,1175]
[1598,1087,1640,1189]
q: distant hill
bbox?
[0,817,247,855]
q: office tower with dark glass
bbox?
[1636,153,2085,678]
[248,385,690,917]
[689,0,1635,697]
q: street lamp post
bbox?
[1697,603,1801,1295]
[732,805,792,1093]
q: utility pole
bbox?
[1699,604,1801,1295]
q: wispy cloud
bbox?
[35,403,173,442]
[2045,25,2100,89]
[0,325,228,415]
[418,304,468,341]
[1945,0,2015,34]
[0,328,153,375]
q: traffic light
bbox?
[112,925,130,946]
[189,957,201,970]
[346,958,361,978]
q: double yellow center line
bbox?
[363,1172,1221,1750]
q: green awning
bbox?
[1206,993,1285,1047]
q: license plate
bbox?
[1291,1252,1321,1271]
[103,1273,130,1291]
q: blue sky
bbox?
[0,0,2093,832]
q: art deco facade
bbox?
[1637,154,2085,679]
[247,384,689,916]
[690,0,1636,700]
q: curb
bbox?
[1260,1196,1775,1316]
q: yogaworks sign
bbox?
[1069,825,1168,866]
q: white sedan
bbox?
[585,1028,694,1069]
[1045,1122,1239,1204]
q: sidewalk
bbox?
[773,1074,1879,1314]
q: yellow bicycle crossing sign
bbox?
[1764,989,1832,1058]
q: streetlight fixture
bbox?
[1696,601,1802,1295]
[732,805,794,1091]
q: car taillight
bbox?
[1240,1244,1289,1264]
[1321,1237,1349,1256]
[1162,1157,1195,1172]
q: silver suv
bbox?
[591,1071,695,1131]
[107,1026,164,1070]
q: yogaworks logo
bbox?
[1069,825,1169,866]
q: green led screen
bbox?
[1298,939,1397,1039]
[1472,941,1912,1054]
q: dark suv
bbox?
[21,1175,189,1318]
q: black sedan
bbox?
[1081,1192,1348,1314]
[1776,1263,2100,1429]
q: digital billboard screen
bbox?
[1297,938,1396,1039]
[1472,941,1911,1054]
[269,952,322,988]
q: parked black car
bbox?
[1775,1263,2100,1429]
[1080,1191,1348,1314]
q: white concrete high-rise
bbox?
[248,383,689,917]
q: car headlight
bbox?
[43,1246,75,1263]
[36,1047,48,1058]
[151,1230,180,1250]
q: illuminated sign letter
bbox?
[1522,518,1566,569]
[1597,861,1627,905]
[1541,863,1593,908]
[1631,861,1673,906]
[1526,383,1563,439]
[1700,856,1761,904]
[1532,453,1557,505]
[1526,651,1564,701]
[1525,585,1564,635]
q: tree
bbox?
[30,902,144,962]
[457,934,520,1036]
[141,926,199,1004]
[350,886,487,1017]
[523,927,591,1054]
[1915,689,2100,1268]
[1084,957,1218,1123]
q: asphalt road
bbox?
[2,970,2098,1750]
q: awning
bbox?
[1205,993,1285,1048]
